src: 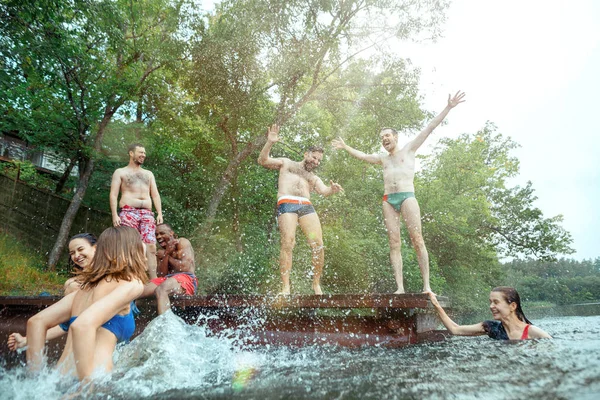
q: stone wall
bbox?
[0,173,111,259]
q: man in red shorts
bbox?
[139,223,197,315]
[110,143,163,279]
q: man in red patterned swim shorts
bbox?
[110,143,163,279]
[139,223,197,315]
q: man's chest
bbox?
[283,165,314,187]
[382,152,415,170]
[122,171,150,187]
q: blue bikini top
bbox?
[59,302,137,343]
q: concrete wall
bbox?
[0,173,111,259]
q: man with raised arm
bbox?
[332,91,466,294]
[258,124,344,295]
[139,223,197,314]
[110,143,163,279]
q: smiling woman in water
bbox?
[429,287,552,340]
[7,233,99,352]
[25,226,148,381]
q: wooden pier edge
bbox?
[0,294,450,364]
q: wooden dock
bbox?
[0,294,449,365]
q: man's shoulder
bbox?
[278,157,293,166]
[279,158,300,171]
[119,166,153,175]
[143,168,155,178]
[178,237,192,247]
[113,166,128,175]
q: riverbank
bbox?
[0,231,64,295]
[458,300,600,324]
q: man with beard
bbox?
[258,124,343,295]
[139,223,197,314]
[332,91,466,295]
[110,143,163,279]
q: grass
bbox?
[0,230,65,295]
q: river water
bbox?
[1,312,599,399]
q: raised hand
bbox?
[448,91,466,108]
[331,137,346,150]
[165,238,179,256]
[266,124,280,143]
[330,180,344,194]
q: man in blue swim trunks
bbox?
[332,91,466,294]
[258,124,343,295]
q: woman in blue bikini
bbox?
[25,226,147,381]
[429,287,552,340]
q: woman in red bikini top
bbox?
[429,286,552,340]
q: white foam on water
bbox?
[97,310,265,398]
[1,314,600,399]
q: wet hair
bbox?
[127,143,145,154]
[78,226,148,288]
[69,233,97,247]
[306,145,324,154]
[68,233,97,270]
[380,127,398,136]
[492,286,532,324]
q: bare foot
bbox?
[278,287,291,296]
[313,284,323,295]
[393,288,405,294]
[422,288,436,296]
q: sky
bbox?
[394,0,600,260]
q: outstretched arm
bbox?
[408,91,466,152]
[332,137,381,165]
[258,124,285,170]
[313,177,344,197]
[428,292,486,336]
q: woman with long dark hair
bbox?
[64,233,98,294]
[8,233,98,351]
[429,287,552,340]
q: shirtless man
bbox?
[332,91,466,294]
[110,143,163,279]
[258,124,343,295]
[139,223,196,314]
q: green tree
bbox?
[185,0,449,241]
[416,123,574,308]
[0,0,187,268]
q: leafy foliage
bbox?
[0,1,584,309]
[504,258,600,304]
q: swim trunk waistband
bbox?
[277,195,312,206]
[119,204,154,214]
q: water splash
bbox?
[1,315,600,399]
